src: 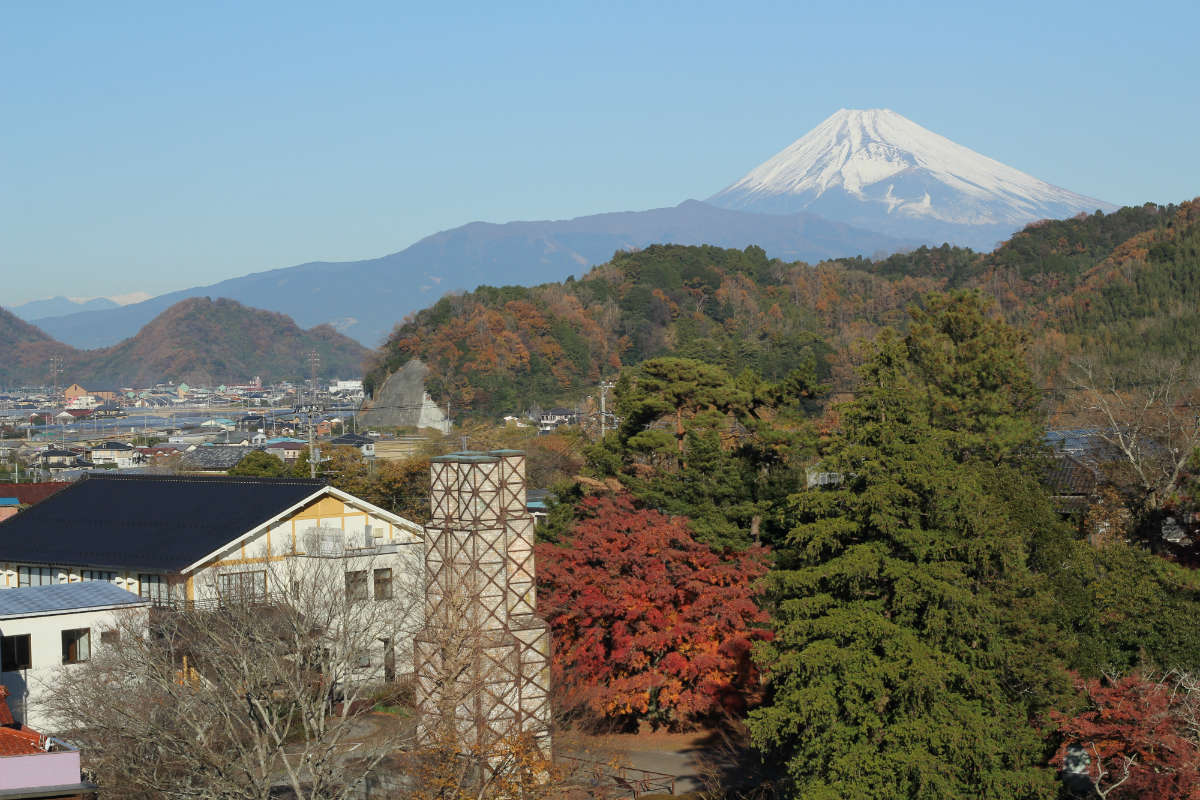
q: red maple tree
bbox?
[1050,671,1200,799]
[536,494,771,730]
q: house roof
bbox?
[0,707,42,755]
[0,473,326,572]
[329,434,373,446]
[93,441,134,452]
[0,483,70,506]
[0,581,147,619]
[1045,454,1100,514]
[178,445,260,471]
[1046,454,1099,496]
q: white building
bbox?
[0,581,149,731]
[0,474,425,677]
[65,395,98,410]
[90,440,139,468]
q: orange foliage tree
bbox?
[536,494,771,730]
[1051,671,1200,799]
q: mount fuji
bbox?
[708,109,1118,250]
[23,109,1123,351]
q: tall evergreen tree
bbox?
[751,293,1070,799]
[585,357,820,549]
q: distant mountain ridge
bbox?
[24,109,1117,349]
[9,296,119,320]
[708,109,1117,249]
[29,200,920,350]
[363,200,1196,419]
[0,299,368,389]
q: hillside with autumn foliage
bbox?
[365,199,1198,417]
[0,298,369,388]
[0,305,66,387]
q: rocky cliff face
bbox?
[357,359,448,431]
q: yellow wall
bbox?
[208,494,415,569]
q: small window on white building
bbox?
[100,630,120,647]
[345,570,368,603]
[62,628,91,664]
[373,568,393,601]
[1,634,32,671]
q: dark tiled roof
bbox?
[0,582,146,618]
[329,434,373,446]
[93,441,134,451]
[1046,454,1099,496]
[179,445,259,470]
[0,473,325,572]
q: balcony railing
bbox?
[149,592,286,612]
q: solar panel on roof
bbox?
[0,581,147,618]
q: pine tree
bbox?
[590,357,819,549]
[751,293,1069,799]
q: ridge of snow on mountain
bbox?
[708,109,1117,249]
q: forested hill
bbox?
[365,200,1198,418]
[0,306,65,387]
[0,298,369,388]
[77,298,370,387]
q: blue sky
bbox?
[3,0,1197,306]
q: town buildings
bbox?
[0,582,149,730]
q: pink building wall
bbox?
[0,749,82,791]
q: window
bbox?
[345,570,368,602]
[373,568,393,601]
[137,574,169,603]
[81,570,117,583]
[100,630,120,647]
[62,628,91,664]
[217,570,267,601]
[1,634,31,671]
[17,566,56,587]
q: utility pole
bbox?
[49,355,63,403]
[308,409,317,479]
[305,351,321,408]
[599,379,614,438]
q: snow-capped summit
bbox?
[708,109,1117,250]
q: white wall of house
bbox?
[0,490,426,687]
[187,496,425,674]
[0,604,149,732]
